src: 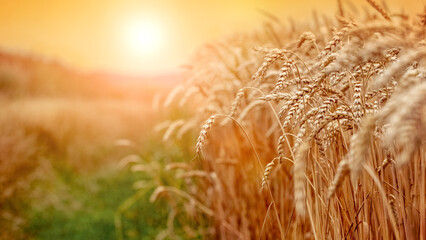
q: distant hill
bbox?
[0,49,182,100]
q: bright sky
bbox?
[0,0,422,75]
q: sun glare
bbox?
[123,19,162,56]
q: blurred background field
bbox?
[0,50,188,239]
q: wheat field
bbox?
[1,1,424,239]
[154,2,426,239]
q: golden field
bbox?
[153,3,426,239]
[0,1,425,239]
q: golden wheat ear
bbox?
[294,143,309,218]
[195,115,216,155]
[365,0,392,21]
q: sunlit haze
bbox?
[122,18,163,56]
[0,0,422,75]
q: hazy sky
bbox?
[0,0,422,75]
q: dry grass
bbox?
[154,3,425,240]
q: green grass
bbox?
[24,135,199,240]
[26,166,178,240]
[26,166,141,240]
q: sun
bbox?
[122,19,162,56]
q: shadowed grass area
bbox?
[22,133,200,240]
[25,167,170,240]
